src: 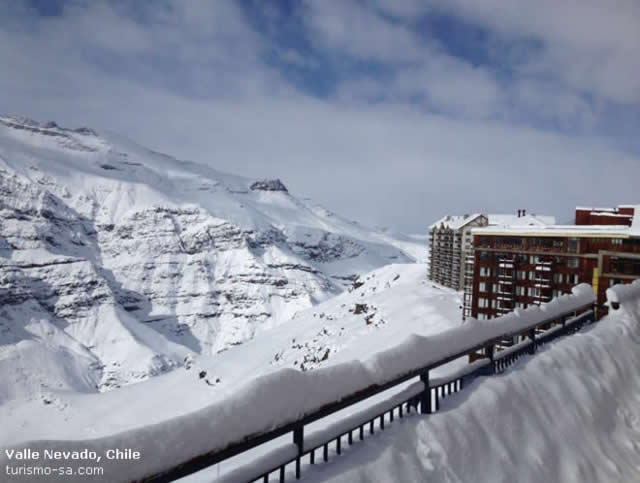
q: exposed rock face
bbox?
[250,179,288,192]
[0,116,416,395]
[290,232,365,262]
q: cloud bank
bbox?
[0,0,638,231]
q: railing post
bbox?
[420,371,431,414]
[293,425,304,479]
[485,344,495,374]
[528,328,536,354]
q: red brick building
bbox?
[575,205,635,226]
[463,205,640,321]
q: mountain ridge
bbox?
[0,115,422,397]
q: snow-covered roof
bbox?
[591,213,632,218]
[472,224,637,238]
[488,214,555,227]
[630,205,640,236]
[576,206,633,213]
[429,213,555,232]
[429,213,484,230]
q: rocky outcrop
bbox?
[250,179,288,192]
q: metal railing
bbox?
[140,302,596,483]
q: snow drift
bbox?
[304,281,640,483]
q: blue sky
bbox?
[1,0,640,232]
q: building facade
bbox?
[575,205,635,226]
[429,211,555,291]
[429,214,488,290]
[464,206,640,321]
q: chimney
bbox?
[522,209,526,217]
[517,209,521,218]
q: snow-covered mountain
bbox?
[0,115,421,396]
[1,263,463,458]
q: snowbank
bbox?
[303,283,640,483]
[0,285,595,482]
[606,279,640,307]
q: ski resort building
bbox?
[429,210,554,290]
[463,205,640,320]
[575,205,635,226]
[429,214,487,290]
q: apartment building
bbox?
[428,214,487,290]
[429,210,554,291]
[464,205,640,321]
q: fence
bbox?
[140,289,599,483]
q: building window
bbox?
[479,298,488,308]
[568,238,579,253]
[527,287,536,297]
[552,289,559,298]
[479,267,490,277]
[491,299,497,309]
[529,271,536,281]
[492,283,498,292]
[553,273,564,283]
[516,286,525,296]
[610,257,640,275]
[516,302,523,309]
[479,282,487,292]
[568,258,579,268]
[517,270,527,280]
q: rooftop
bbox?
[488,214,556,226]
[472,224,638,238]
[575,206,617,212]
[429,213,484,230]
[429,212,555,231]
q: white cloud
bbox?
[433,0,640,103]
[301,0,429,63]
[0,0,638,232]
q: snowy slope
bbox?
[0,263,462,448]
[0,115,422,395]
[0,278,600,483]
[302,287,640,483]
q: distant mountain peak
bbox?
[250,179,288,192]
[0,115,98,137]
